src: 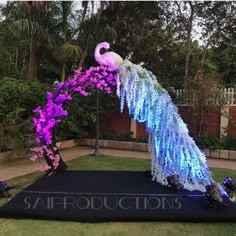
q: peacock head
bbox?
[99,42,110,51]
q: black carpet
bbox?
[0,171,236,222]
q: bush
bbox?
[102,131,134,141]
[0,78,100,151]
[221,136,236,150]
[197,134,222,150]
[0,78,51,151]
[101,131,148,143]
[197,134,236,151]
[56,93,97,140]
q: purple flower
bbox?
[47,92,53,100]
[32,64,118,171]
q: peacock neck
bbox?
[94,44,105,65]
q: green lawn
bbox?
[0,155,236,236]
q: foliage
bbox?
[208,43,236,86]
[197,134,222,151]
[102,131,134,141]
[101,131,148,143]
[0,0,235,153]
[197,134,236,151]
[0,78,50,151]
[77,2,117,69]
[184,68,226,139]
[196,1,236,85]
[221,135,236,151]
[102,2,181,87]
[0,77,105,152]
[0,1,235,85]
[0,20,29,79]
[1,1,84,81]
[56,93,96,140]
[101,1,235,87]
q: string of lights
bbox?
[117,59,213,192]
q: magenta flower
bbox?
[32,65,118,171]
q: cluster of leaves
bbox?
[0,1,234,85]
[183,69,226,139]
[56,94,95,141]
[101,131,148,143]
[0,77,110,152]
[197,134,222,151]
[101,1,235,87]
[0,1,235,154]
[0,1,117,82]
[197,134,236,151]
[0,78,49,151]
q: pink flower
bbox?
[36,165,51,172]
[56,142,61,148]
[30,155,38,161]
[31,65,118,170]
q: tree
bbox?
[1,1,52,80]
[174,1,201,88]
[197,1,236,85]
[77,1,117,68]
[0,78,49,151]
[52,1,82,82]
[1,1,83,82]
[0,20,24,78]
[187,68,225,139]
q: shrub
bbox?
[197,134,222,150]
[101,131,148,143]
[0,78,100,152]
[221,136,236,150]
[197,134,236,151]
[0,78,50,151]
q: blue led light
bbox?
[117,60,213,192]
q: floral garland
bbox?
[31,65,118,172]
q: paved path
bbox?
[0,147,236,180]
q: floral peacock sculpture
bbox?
[31,42,214,192]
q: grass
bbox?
[0,154,236,236]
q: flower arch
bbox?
[31,42,213,192]
[31,65,118,172]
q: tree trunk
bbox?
[78,45,88,68]
[28,36,37,80]
[94,88,100,156]
[78,1,105,68]
[15,47,18,70]
[21,49,26,78]
[61,1,68,82]
[61,63,66,82]
[81,1,88,22]
[200,34,214,69]
[184,4,194,89]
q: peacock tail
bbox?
[117,59,213,192]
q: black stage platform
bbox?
[1,171,236,222]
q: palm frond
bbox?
[62,42,82,59]
[10,19,51,43]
